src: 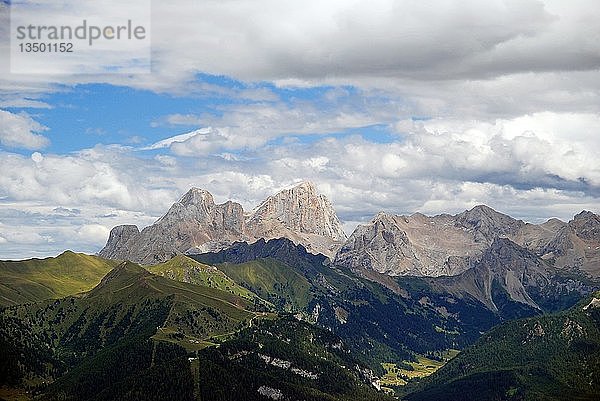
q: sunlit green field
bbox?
[380,349,460,389]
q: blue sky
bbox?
[5,79,401,155]
[1,0,600,258]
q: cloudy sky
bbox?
[1,0,599,259]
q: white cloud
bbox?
[147,0,561,81]
[1,1,600,259]
[0,109,50,150]
[394,113,600,187]
[0,98,52,108]
[141,128,213,150]
[76,224,110,245]
[2,0,599,120]
[150,99,397,156]
[1,121,599,259]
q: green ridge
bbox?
[216,258,312,311]
[406,291,600,401]
[0,261,258,396]
[0,251,118,306]
[146,255,266,305]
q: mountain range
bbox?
[101,182,600,279]
[100,182,347,264]
[99,182,599,314]
[2,181,600,400]
[335,205,600,278]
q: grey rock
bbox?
[100,225,140,261]
[335,206,600,278]
[537,210,600,277]
[334,207,505,277]
[246,181,347,257]
[100,188,250,264]
[100,182,346,264]
[431,237,595,315]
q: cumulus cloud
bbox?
[146,0,594,82]
[2,0,599,120]
[149,97,399,155]
[76,224,111,245]
[393,113,600,188]
[2,120,599,259]
[0,110,50,150]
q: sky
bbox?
[1,0,599,259]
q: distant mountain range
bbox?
[2,182,599,400]
[100,182,347,263]
[99,182,600,316]
[101,182,600,280]
[336,205,600,278]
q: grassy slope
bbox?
[88,262,253,315]
[146,255,264,304]
[405,292,600,401]
[1,259,385,401]
[217,258,312,311]
[1,261,258,392]
[79,262,256,344]
[0,251,118,306]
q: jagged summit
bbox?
[456,205,524,241]
[574,210,598,220]
[570,210,600,240]
[267,180,316,194]
[179,187,215,207]
[247,181,347,242]
[100,181,346,264]
[335,205,600,278]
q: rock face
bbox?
[455,204,524,242]
[433,238,553,314]
[425,237,594,316]
[537,211,600,277]
[101,225,140,260]
[99,182,346,264]
[335,206,600,278]
[334,206,509,277]
[246,182,347,257]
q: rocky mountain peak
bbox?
[374,210,393,220]
[574,210,597,220]
[458,205,512,224]
[100,181,347,263]
[456,204,524,241]
[290,180,317,192]
[334,205,563,278]
[569,210,600,241]
[247,181,347,243]
[179,187,215,207]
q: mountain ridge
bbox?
[100,182,346,264]
[405,291,600,400]
[335,205,600,278]
[99,181,599,281]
